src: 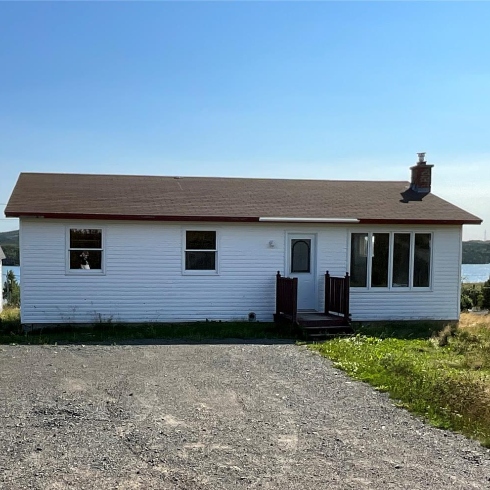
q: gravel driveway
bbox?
[1,341,489,489]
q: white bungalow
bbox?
[5,153,481,328]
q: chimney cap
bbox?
[417,152,426,164]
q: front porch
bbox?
[274,271,353,340]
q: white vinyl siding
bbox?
[18,219,462,324]
[20,220,286,324]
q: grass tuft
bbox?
[434,323,458,347]
[0,307,21,334]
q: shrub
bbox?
[482,278,490,309]
[461,284,483,311]
[460,293,473,312]
[435,323,457,347]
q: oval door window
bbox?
[291,239,311,273]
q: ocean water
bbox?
[2,264,490,286]
[462,263,490,284]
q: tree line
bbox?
[0,230,20,266]
[462,241,490,264]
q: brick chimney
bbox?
[410,152,434,193]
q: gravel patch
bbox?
[1,341,489,489]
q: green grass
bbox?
[0,308,295,344]
[309,313,490,447]
[353,320,448,340]
[0,306,21,333]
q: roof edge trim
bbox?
[6,212,482,226]
[259,217,360,223]
[6,212,259,223]
[358,218,483,225]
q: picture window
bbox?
[350,232,431,289]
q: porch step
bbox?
[297,312,353,340]
[301,324,354,341]
[299,317,347,327]
[275,311,353,340]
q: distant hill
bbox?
[1,229,488,266]
[462,240,490,265]
[0,230,19,245]
[0,230,19,266]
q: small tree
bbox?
[482,277,490,310]
[467,284,483,308]
[3,270,20,307]
[460,292,473,311]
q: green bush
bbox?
[482,278,490,309]
[461,283,483,311]
[460,293,473,311]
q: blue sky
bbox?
[0,2,488,240]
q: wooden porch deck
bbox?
[274,311,353,339]
[274,271,353,340]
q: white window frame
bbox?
[348,231,433,291]
[182,228,219,275]
[66,226,106,275]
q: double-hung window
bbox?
[350,232,431,289]
[184,230,218,273]
[67,228,104,272]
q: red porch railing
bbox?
[275,271,298,324]
[325,271,350,323]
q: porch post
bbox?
[324,271,330,315]
[344,272,350,322]
[291,277,298,324]
[275,271,281,317]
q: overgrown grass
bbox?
[0,306,21,332]
[309,313,490,447]
[0,308,295,344]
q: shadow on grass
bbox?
[0,321,300,346]
[353,321,450,340]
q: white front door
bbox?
[287,234,317,310]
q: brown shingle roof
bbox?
[5,172,482,225]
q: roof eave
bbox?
[7,212,259,222]
[358,218,483,225]
[6,211,482,226]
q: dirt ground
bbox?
[1,341,489,489]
